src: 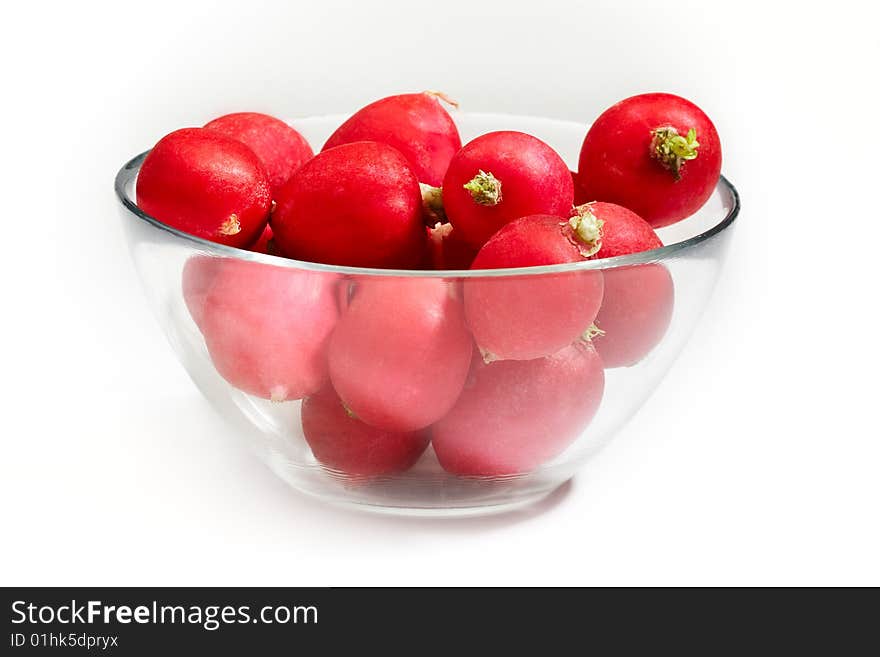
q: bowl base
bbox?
[286,478,570,518]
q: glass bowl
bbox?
[115,112,739,516]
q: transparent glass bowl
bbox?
[116,112,739,516]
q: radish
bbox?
[571,170,590,205]
[594,264,674,368]
[247,224,277,255]
[579,201,674,367]
[322,91,461,187]
[442,131,574,249]
[302,386,429,477]
[137,128,271,248]
[584,201,663,258]
[271,141,427,268]
[200,260,339,401]
[432,341,605,476]
[204,112,313,194]
[327,278,472,432]
[464,214,604,361]
[427,222,479,270]
[577,93,722,227]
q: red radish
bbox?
[137,128,271,248]
[442,131,574,249]
[327,278,472,432]
[322,91,461,186]
[302,386,429,477]
[571,170,590,205]
[583,201,663,258]
[464,214,604,361]
[577,93,722,227]
[248,224,277,255]
[432,341,605,476]
[272,141,427,268]
[200,260,339,401]
[204,112,313,193]
[181,255,221,329]
[427,222,480,270]
[576,201,674,367]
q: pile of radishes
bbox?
[137,91,722,478]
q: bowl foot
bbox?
[280,474,572,518]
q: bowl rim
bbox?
[115,115,740,278]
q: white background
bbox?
[1,0,878,586]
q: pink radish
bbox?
[432,342,605,476]
[464,214,604,361]
[200,260,339,400]
[327,278,472,432]
[302,386,429,477]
